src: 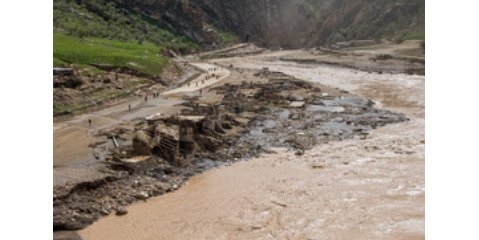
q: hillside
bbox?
[53,0,238,70]
[55,0,425,51]
[196,0,425,47]
[314,0,425,44]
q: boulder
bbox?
[135,191,149,200]
[116,206,128,216]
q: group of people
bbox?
[207,67,221,71]
[187,77,209,88]
[88,91,163,126]
[145,92,160,101]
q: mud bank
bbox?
[54,67,407,231]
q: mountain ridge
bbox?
[54,0,424,50]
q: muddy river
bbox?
[75,47,424,239]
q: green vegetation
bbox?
[54,0,198,51]
[204,24,238,45]
[54,33,168,76]
[217,31,238,45]
[53,58,67,66]
[77,64,104,75]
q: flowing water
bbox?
[78,49,425,240]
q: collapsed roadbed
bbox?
[54,68,407,231]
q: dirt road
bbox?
[79,46,424,239]
[162,62,230,95]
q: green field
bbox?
[54,33,168,76]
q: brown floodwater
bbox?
[79,48,424,240]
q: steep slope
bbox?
[196,0,424,47]
[55,0,425,50]
[316,0,425,43]
[54,0,200,53]
[195,0,320,48]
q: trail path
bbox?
[162,62,230,95]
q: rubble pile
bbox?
[131,115,233,166]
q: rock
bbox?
[287,94,304,101]
[289,113,301,120]
[311,164,325,169]
[289,101,306,108]
[131,180,140,187]
[53,75,85,89]
[262,128,275,133]
[103,76,112,84]
[261,148,278,154]
[152,188,164,196]
[100,208,110,215]
[135,191,149,200]
[221,121,232,129]
[116,207,128,216]
[132,130,152,155]
[160,48,176,57]
[360,132,369,140]
[233,151,243,158]
[214,122,226,134]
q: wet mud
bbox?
[54,68,407,231]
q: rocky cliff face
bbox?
[196,0,424,47]
[313,0,425,43]
[196,0,321,48]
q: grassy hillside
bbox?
[53,0,205,76]
[53,0,243,74]
[53,0,199,50]
[54,33,168,76]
